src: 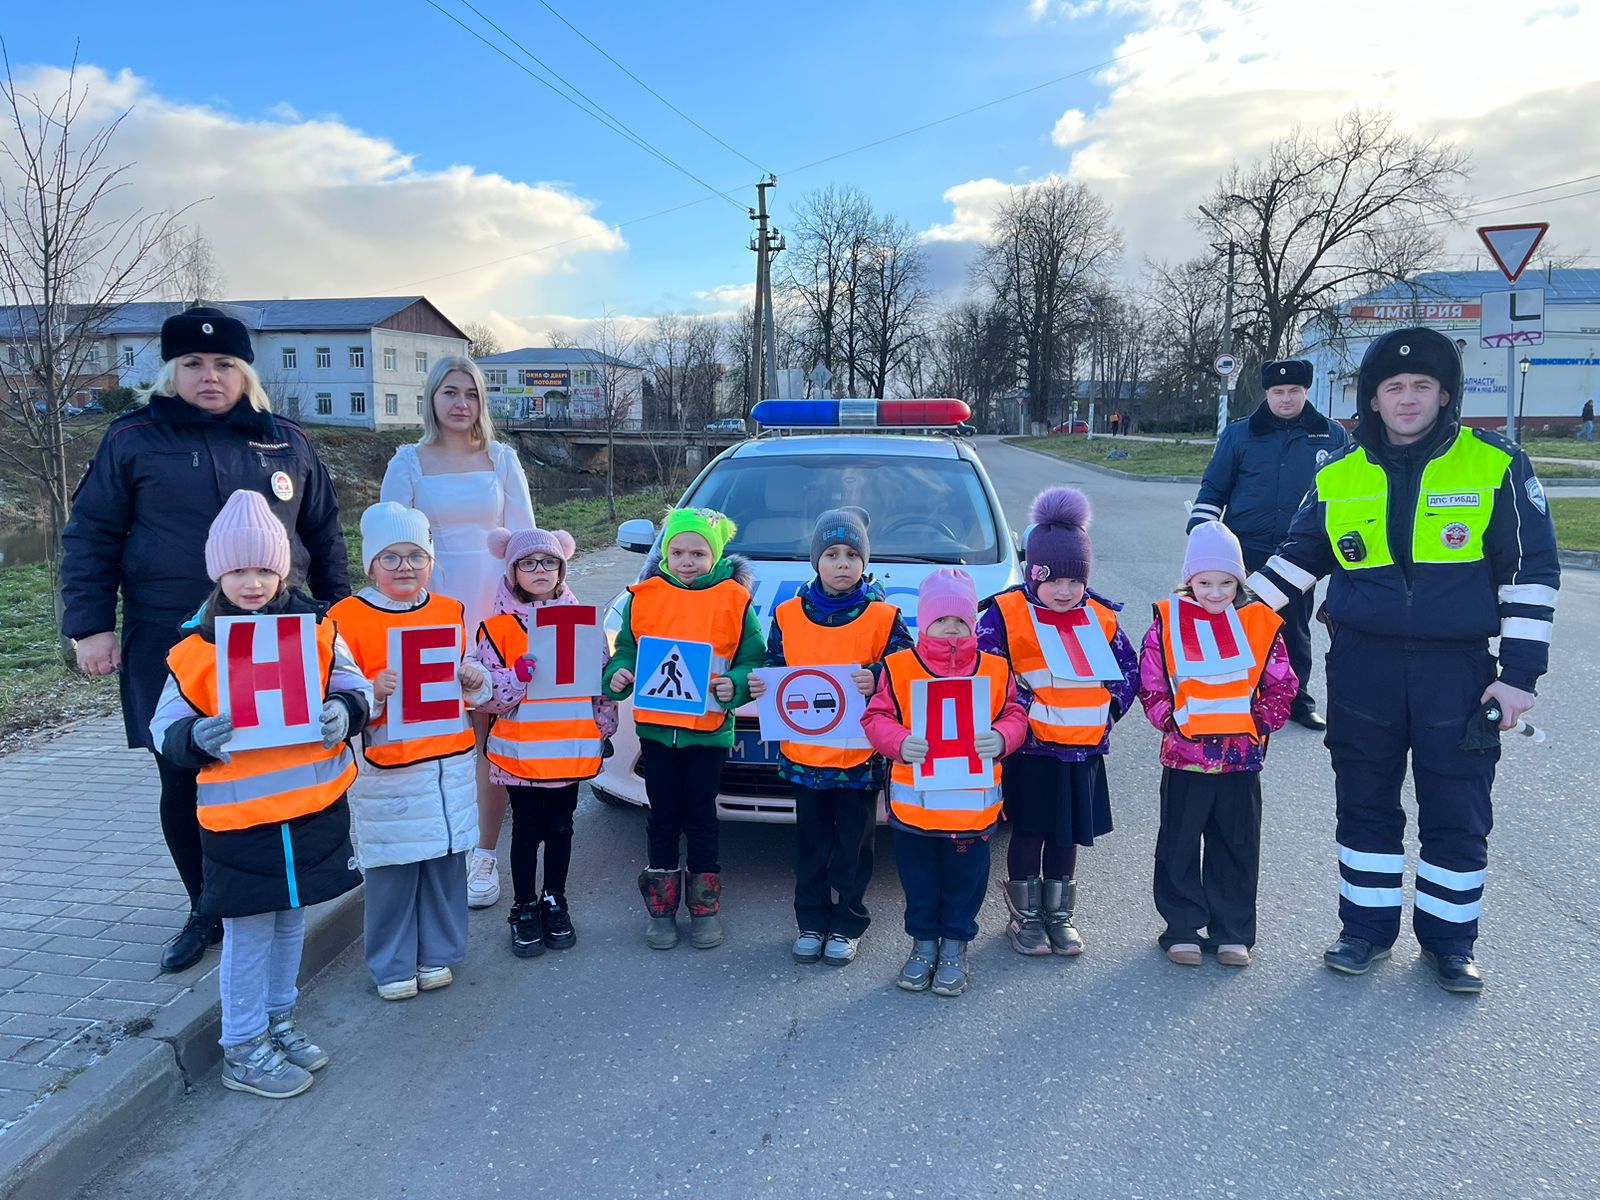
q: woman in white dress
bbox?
[380,356,534,909]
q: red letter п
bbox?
[226,617,312,728]
[1034,607,1094,675]
[920,677,980,780]
[399,626,458,725]
[535,606,594,687]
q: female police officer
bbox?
[61,306,349,972]
[1248,327,1558,994]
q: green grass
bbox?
[0,562,118,745]
[1520,437,1600,462]
[1552,498,1600,553]
[1009,435,1215,477]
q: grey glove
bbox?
[319,699,350,749]
[191,714,234,763]
[973,729,1004,759]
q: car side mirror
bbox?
[617,519,656,554]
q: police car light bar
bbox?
[750,399,971,428]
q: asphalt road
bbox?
[79,438,1599,1200]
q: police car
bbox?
[592,399,1023,821]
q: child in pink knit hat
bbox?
[474,527,617,959]
[862,568,1028,998]
[1137,521,1298,970]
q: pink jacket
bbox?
[1136,614,1297,773]
[862,633,1031,764]
[474,576,619,788]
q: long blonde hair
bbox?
[420,356,496,446]
[140,356,273,413]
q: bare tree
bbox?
[923,301,1014,431]
[460,319,503,359]
[0,52,185,587]
[1140,256,1227,433]
[720,307,755,418]
[1199,109,1469,365]
[857,216,930,399]
[779,185,875,388]
[159,224,225,306]
[977,179,1122,431]
[586,308,641,520]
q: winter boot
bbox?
[931,938,970,997]
[267,1006,329,1072]
[638,868,681,950]
[1041,878,1085,956]
[1004,878,1052,956]
[897,939,939,992]
[685,871,725,949]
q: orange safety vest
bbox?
[883,647,1009,834]
[993,590,1120,747]
[328,593,475,769]
[626,575,752,733]
[1155,597,1282,740]
[167,618,357,833]
[772,597,897,770]
[479,612,604,782]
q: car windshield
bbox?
[682,452,1003,564]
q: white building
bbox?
[81,296,469,429]
[1302,269,1600,431]
[475,346,645,426]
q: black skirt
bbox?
[118,616,188,751]
[1001,753,1113,847]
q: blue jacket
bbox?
[1188,403,1348,554]
[60,394,349,638]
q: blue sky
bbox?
[5,1,1597,345]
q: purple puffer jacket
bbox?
[474,575,619,788]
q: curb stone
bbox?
[0,885,365,1200]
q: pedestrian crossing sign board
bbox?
[634,636,715,717]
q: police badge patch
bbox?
[1441,521,1471,549]
[1525,476,1548,514]
[1315,449,1330,466]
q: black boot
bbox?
[161,910,222,973]
[1322,934,1392,976]
[1420,949,1484,995]
[540,893,576,950]
[508,900,545,958]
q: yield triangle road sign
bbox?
[1478,223,1548,284]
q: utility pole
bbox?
[749,176,784,406]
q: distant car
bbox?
[704,417,746,434]
[1050,419,1089,434]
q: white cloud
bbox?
[0,65,625,320]
[693,282,757,308]
[936,1,1600,274]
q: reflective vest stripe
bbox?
[884,649,1008,833]
[994,590,1117,747]
[326,593,475,768]
[167,620,355,832]
[773,597,897,769]
[626,575,751,733]
[1318,434,1511,571]
[480,613,603,781]
[1155,599,1281,739]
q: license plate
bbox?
[729,728,781,766]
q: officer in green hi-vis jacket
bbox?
[1248,327,1559,995]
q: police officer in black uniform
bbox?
[61,306,349,971]
[1189,359,1347,728]
[1250,328,1558,993]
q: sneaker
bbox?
[267,1007,329,1072]
[792,931,825,964]
[417,965,453,991]
[822,934,860,967]
[508,900,545,958]
[377,977,418,1001]
[1166,943,1203,967]
[1216,944,1251,968]
[931,938,970,997]
[897,939,939,992]
[1420,948,1484,995]
[466,850,501,908]
[221,1033,314,1099]
[541,894,576,950]
[1322,934,1392,976]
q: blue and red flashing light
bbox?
[750,398,971,428]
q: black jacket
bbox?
[61,394,350,639]
[1188,403,1348,554]
[1251,389,1559,692]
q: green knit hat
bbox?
[660,507,736,569]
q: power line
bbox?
[423,0,745,212]
[534,0,772,177]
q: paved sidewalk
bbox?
[0,717,199,1128]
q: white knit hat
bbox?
[360,502,434,571]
